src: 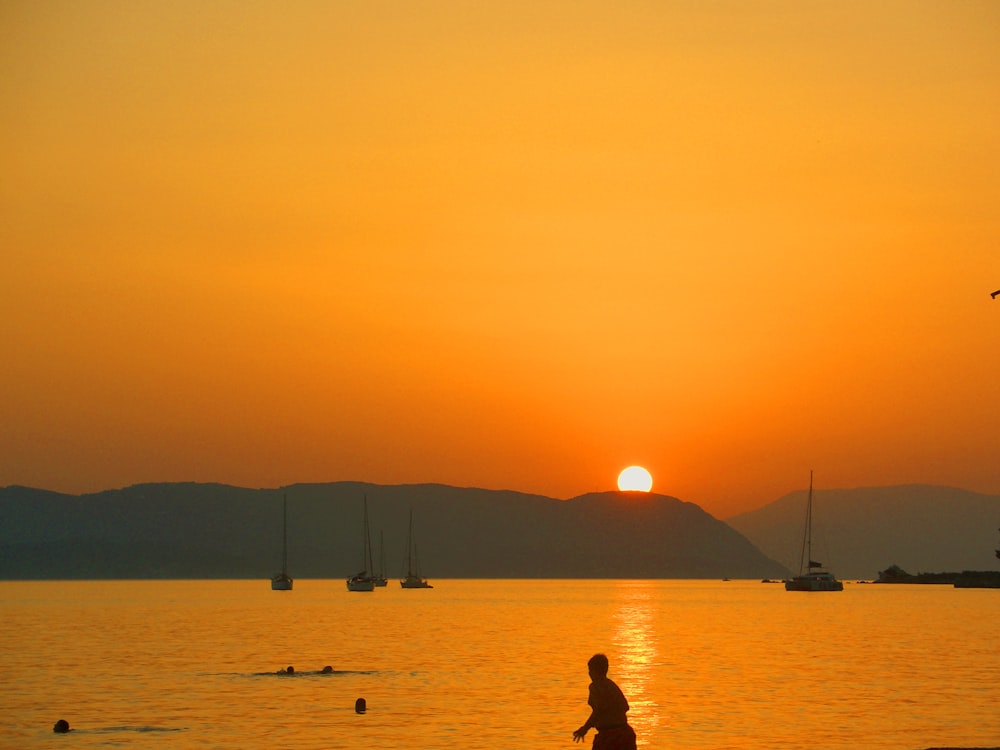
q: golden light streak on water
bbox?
[1,579,998,749]
[611,581,661,740]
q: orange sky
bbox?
[2,2,999,518]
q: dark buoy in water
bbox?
[53,719,70,733]
[355,697,367,714]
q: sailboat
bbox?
[270,494,293,591]
[400,508,432,589]
[374,530,388,587]
[785,471,843,592]
[346,495,376,592]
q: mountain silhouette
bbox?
[727,484,1000,579]
[0,482,788,580]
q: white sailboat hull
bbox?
[785,572,843,591]
[400,575,432,588]
[346,576,375,592]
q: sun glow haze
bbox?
[2,3,999,517]
[618,466,653,493]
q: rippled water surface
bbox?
[2,579,998,749]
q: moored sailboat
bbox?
[400,508,432,589]
[271,494,293,591]
[347,495,376,592]
[374,530,388,587]
[785,471,843,592]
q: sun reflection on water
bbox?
[610,581,661,739]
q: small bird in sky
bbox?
[992,289,1000,300]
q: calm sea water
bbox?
[1,579,998,750]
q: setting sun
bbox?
[618,466,653,493]
[2,3,999,519]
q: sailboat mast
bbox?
[281,493,288,575]
[379,530,385,577]
[407,508,415,577]
[805,470,813,571]
[361,494,372,573]
[366,503,373,573]
[797,471,814,575]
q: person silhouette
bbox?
[320,665,334,674]
[53,719,71,733]
[572,653,636,749]
[355,697,367,714]
[277,665,294,675]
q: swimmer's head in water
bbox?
[321,666,333,673]
[53,719,70,733]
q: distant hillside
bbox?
[727,485,1000,580]
[0,483,790,580]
